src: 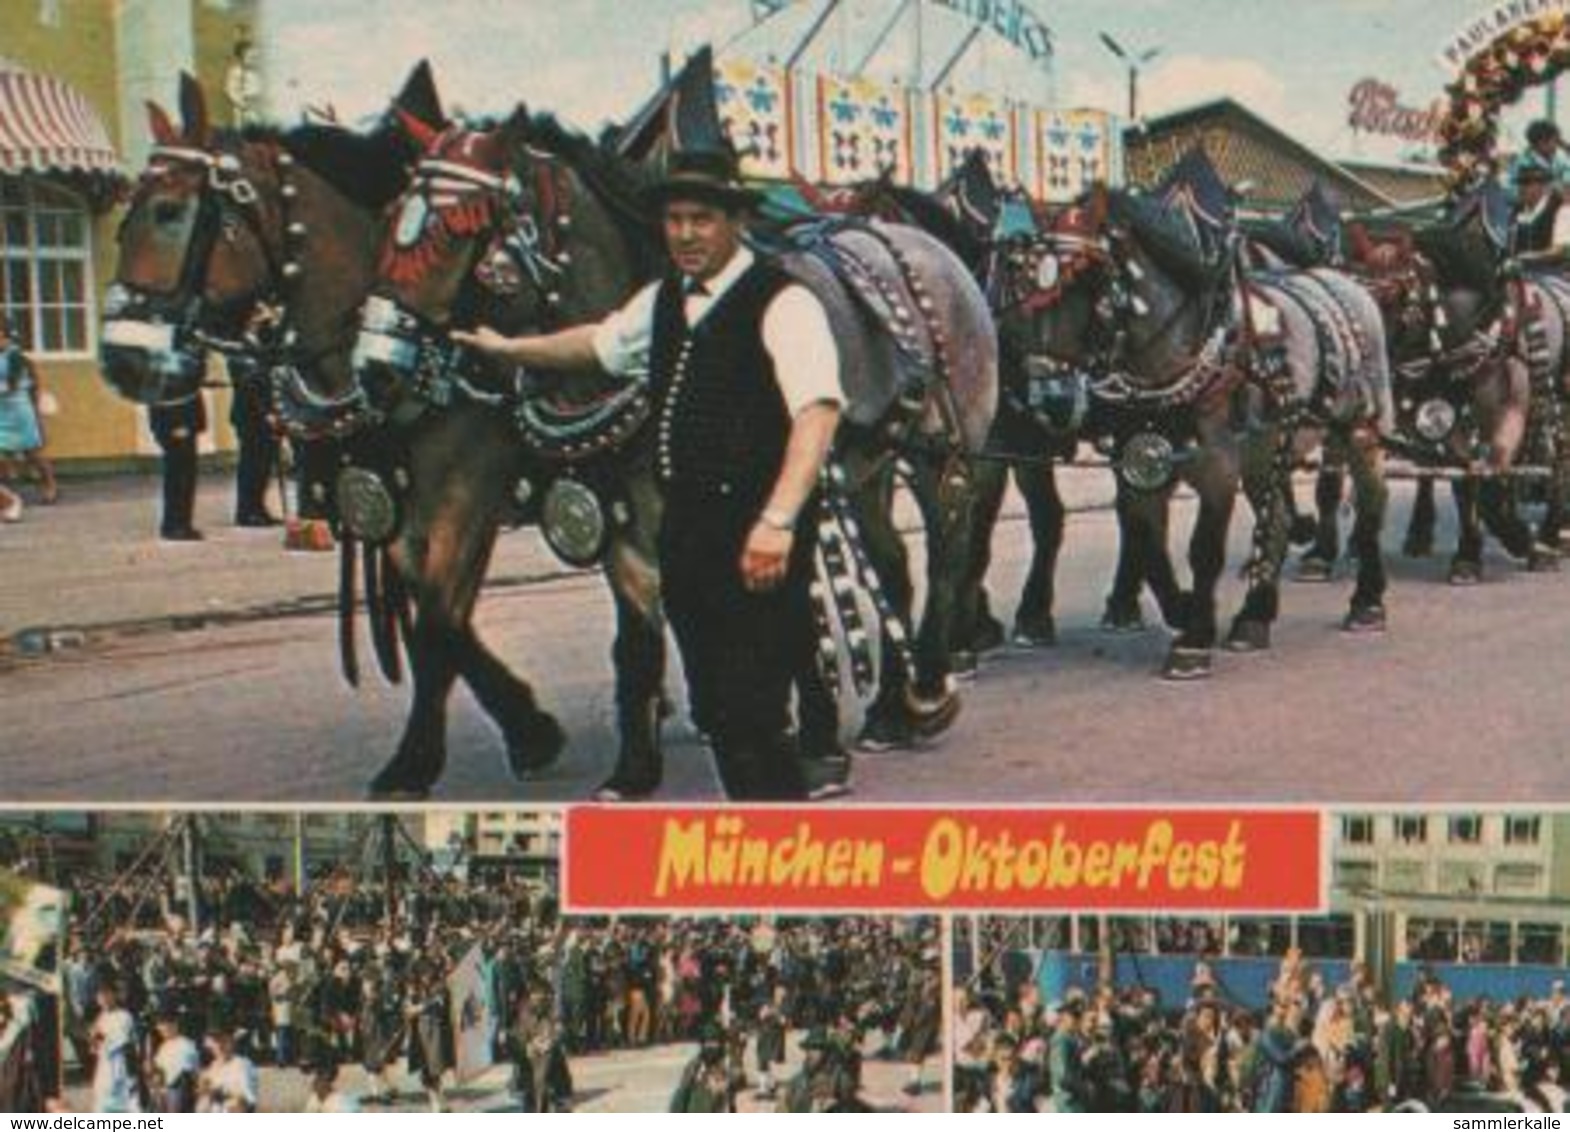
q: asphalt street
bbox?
[5,470,1569,804]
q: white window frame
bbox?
[0,175,97,361]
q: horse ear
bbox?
[474,104,529,171]
[178,72,211,144]
[147,101,179,147]
[394,59,447,132]
[393,107,441,152]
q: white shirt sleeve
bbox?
[762,283,845,418]
[591,282,660,378]
[1552,205,1570,251]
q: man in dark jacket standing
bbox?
[455,148,844,803]
[148,396,205,541]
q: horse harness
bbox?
[1353,245,1562,471]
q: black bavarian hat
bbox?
[643,147,763,211]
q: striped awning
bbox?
[0,64,122,178]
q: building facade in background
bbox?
[2,0,260,465]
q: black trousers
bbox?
[150,400,204,534]
[230,380,278,519]
[660,490,819,800]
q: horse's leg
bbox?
[1541,450,1568,549]
[369,415,559,798]
[1012,458,1065,647]
[1297,465,1344,582]
[846,450,920,751]
[1343,423,1391,631]
[1102,478,1162,631]
[1167,439,1238,678]
[1479,476,1559,571]
[1449,477,1485,585]
[951,453,1009,676]
[593,475,668,798]
[1130,481,1187,631]
[1225,423,1286,657]
[1404,475,1437,558]
[369,508,486,798]
[903,453,972,718]
[1286,468,1322,548]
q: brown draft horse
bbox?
[100,71,567,799]
[354,110,1000,771]
[349,108,674,798]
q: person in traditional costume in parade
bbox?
[454,146,847,804]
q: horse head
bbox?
[988,183,1116,364]
[104,65,447,436]
[102,73,256,405]
[355,108,547,393]
[1344,222,1438,356]
[356,107,649,397]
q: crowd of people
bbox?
[11,837,943,1115]
[955,945,1570,1113]
[553,917,939,1112]
[52,867,563,1113]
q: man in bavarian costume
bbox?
[1513,158,1570,258]
[669,1020,741,1112]
[455,147,845,803]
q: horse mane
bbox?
[1107,189,1229,291]
[517,112,662,277]
[881,183,989,274]
[231,122,418,211]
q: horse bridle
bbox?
[355,143,574,410]
[110,140,379,437]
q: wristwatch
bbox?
[759,508,796,533]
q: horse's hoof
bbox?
[1449,560,1483,586]
[905,685,962,741]
[950,649,979,683]
[1100,603,1147,633]
[1403,536,1434,559]
[803,751,854,802]
[855,710,914,753]
[966,615,1007,656]
[1528,545,1561,573]
[593,768,662,802]
[1342,605,1388,634]
[366,775,432,802]
[1294,556,1334,584]
[1225,620,1271,653]
[1011,615,1058,649]
[1162,648,1213,681]
[1288,515,1318,547]
[505,712,567,781]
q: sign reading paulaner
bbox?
[1437,0,1570,70]
[566,809,1323,912]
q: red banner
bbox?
[566,809,1322,913]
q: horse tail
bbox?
[365,541,403,684]
[338,531,361,688]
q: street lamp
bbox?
[1099,31,1161,121]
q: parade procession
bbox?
[8,0,1570,1116]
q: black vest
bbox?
[1517,191,1564,254]
[650,258,793,508]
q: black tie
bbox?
[684,278,709,297]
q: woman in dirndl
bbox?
[0,315,57,512]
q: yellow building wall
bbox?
[4,0,259,463]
